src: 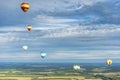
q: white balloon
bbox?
[23,45,28,51]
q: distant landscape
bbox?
[0,0,120,80]
[0,62,119,80]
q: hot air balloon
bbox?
[21,2,30,12]
[40,51,46,59]
[106,59,112,66]
[22,45,28,51]
[73,64,80,72]
[27,25,32,31]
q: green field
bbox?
[0,63,119,80]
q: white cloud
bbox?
[33,15,78,24]
[0,24,120,43]
[76,0,105,6]
[48,50,120,59]
[0,33,19,43]
[0,36,10,43]
[0,53,40,61]
[38,24,120,38]
[0,26,26,31]
[31,0,105,12]
[0,50,119,61]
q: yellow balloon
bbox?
[27,25,32,31]
[106,59,112,66]
[21,2,30,12]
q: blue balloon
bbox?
[40,51,46,59]
[41,56,45,58]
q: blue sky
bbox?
[0,0,120,63]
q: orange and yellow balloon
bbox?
[27,25,32,31]
[21,2,30,12]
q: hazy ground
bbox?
[0,62,119,80]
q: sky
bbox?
[0,0,120,63]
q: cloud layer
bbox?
[0,0,120,62]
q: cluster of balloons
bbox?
[22,45,47,59]
[20,2,113,69]
[21,2,30,53]
[21,2,46,59]
[21,2,32,31]
[73,59,112,73]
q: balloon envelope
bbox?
[21,2,30,12]
[40,51,46,58]
[73,64,80,71]
[27,25,32,31]
[23,45,28,51]
[106,59,112,66]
